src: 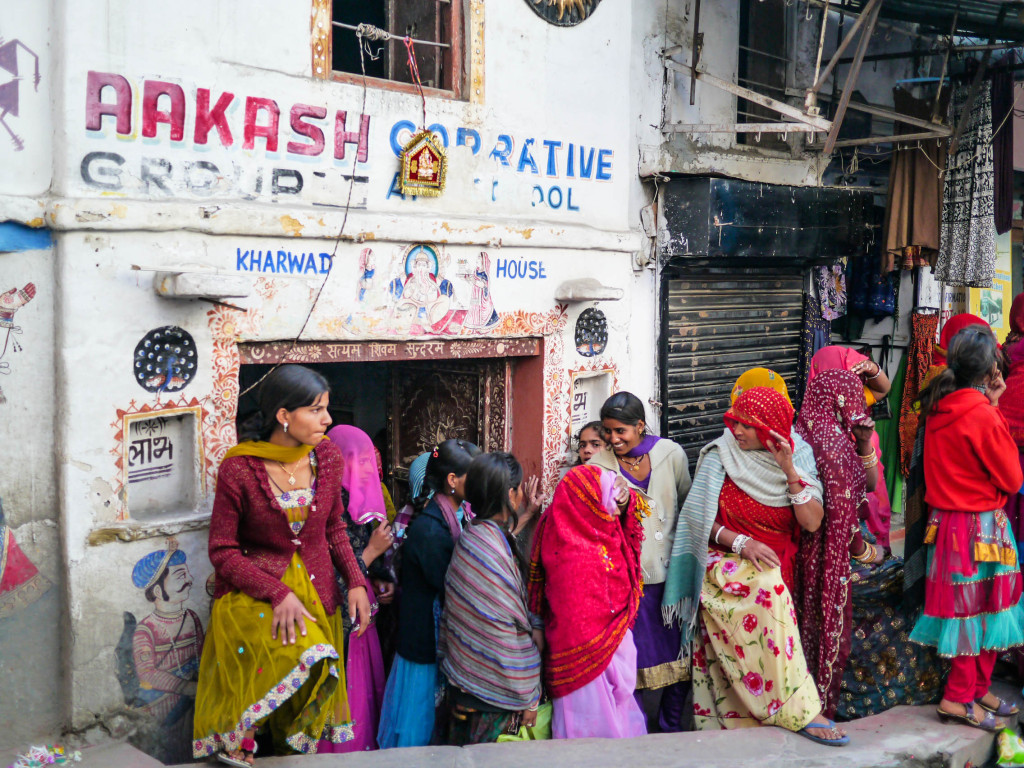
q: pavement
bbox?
[6,684,1017,768]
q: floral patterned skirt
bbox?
[692,552,821,732]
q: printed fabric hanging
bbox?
[816,261,848,321]
[935,77,996,288]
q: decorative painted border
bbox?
[110,397,213,521]
[239,337,541,365]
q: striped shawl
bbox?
[439,519,542,710]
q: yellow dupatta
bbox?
[222,437,322,463]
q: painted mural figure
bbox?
[124,546,205,725]
[464,251,500,330]
[0,38,41,151]
[391,245,466,335]
[0,282,36,405]
[0,495,52,619]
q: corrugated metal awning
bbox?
[842,0,1024,43]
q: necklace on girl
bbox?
[621,453,647,472]
[277,457,306,486]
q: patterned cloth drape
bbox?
[935,79,996,288]
[898,312,939,477]
[796,294,831,410]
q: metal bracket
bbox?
[689,0,703,106]
[665,60,832,132]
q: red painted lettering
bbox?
[243,97,280,152]
[287,104,326,157]
[142,80,186,141]
[85,71,132,134]
[333,111,370,162]
[194,88,234,147]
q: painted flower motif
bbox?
[774,584,785,595]
[721,559,738,576]
[742,672,764,697]
[742,614,758,633]
[707,550,723,570]
[766,698,782,717]
[755,588,771,606]
[723,582,750,598]
[734,644,746,659]
[785,636,795,660]
[724,711,741,719]
[765,679,774,692]
[766,638,780,657]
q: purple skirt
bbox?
[633,582,683,672]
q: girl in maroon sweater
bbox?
[193,365,371,764]
[909,327,1024,731]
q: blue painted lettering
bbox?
[538,262,547,278]
[567,188,580,211]
[494,258,547,279]
[263,251,275,272]
[304,254,318,274]
[490,134,514,167]
[578,146,595,179]
[596,149,613,180]
[457,127,481,154]
[495,258,508,278]
[531,185,544,207]
[237,248,249,270]
[288,252,305,272]
[427,123,449,147]
[517,139,539,174]
[548,185,563,209]
[542,140,561,176]
[319,253,332,273]
[567,143,575,177]
[491,180,499,202]
[389,119,417,156]
[276,251,287,273]
[249,250,261,271]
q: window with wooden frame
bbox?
[737,0,792,151]
[314,0,466,99]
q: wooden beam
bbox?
[822,0,881,156]
[807,0,883,97]
[842,98,950,135]
[664,122,818,134]
[689,0,702,106]
[665,60,832,131]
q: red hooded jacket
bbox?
[924,388,1023,511]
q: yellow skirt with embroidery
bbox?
[193,554,352,756]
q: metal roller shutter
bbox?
[661,268,805,467]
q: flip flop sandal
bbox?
[798,719,850,747]
[217,738,257,768]
[937,703,1002,732]
[976,697,1020,717]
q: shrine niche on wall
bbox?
[525,0,602,27]
[574,307,608,357]
[134,326,197,394]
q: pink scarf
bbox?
[326,425,386,525]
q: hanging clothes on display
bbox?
[883,87,948,273]
[898,311,939,477]
[990,55,1015,236]
[936,74,996,288]
[816,262,848,322]
[796,292,831,409]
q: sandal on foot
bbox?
[798,719,850,747]
[976,697,1020,717]
[217,738,256,768]
[937,703,1002,732]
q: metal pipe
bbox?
[807,0,883,97]
[331,21,451,49]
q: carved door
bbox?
[388,358,510,499]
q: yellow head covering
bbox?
[730,368,792,405]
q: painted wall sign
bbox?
[0,281,36,405]
[235,248,333,276]
[495,258,547,280]
[525,0,602,27]
[133,326,197,394]
[574,307,608,357]
[0,38,41,151]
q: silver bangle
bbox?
[788,487,814,506]
[714,525,724,545]
[731,534,750,555]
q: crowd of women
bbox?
[188,297,1024,765]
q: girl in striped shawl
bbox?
[437,452,543,745]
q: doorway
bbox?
[237,357,511,507]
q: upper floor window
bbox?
[325,0,465,98]
[737,0,792,151]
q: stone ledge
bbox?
[158,704,999,768]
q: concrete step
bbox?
[1,742,165,768]
[164,703,1002,768]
